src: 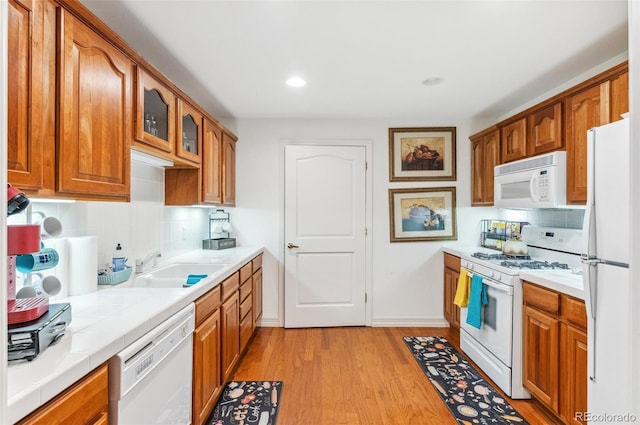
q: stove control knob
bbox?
[468,263,474,270]
[494,273,501,280]
[490,271,496,279]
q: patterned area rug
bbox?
[404,337,528,424]
[207,381,283,425]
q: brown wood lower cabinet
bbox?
[193,284,222,425]
[522,281,587,425]
[560,323,588,425]
[443,253,461,329]
[193,309,222,425]
[221,284,241,383]
[253,267,263,325]
[523,304,560,410]
[192,253,263,425]
[17,363,109,425]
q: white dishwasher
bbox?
[109,303,195,425]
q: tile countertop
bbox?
[7,245,264,425]
[518,270,584,300]
[441,246,584,300]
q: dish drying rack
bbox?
[203,209,236,250]
[480,219,529,251]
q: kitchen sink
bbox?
[143,263,227,279]
[127,263,228,288]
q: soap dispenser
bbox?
[112,243,127,272]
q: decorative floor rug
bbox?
[404,337,528,424]
[207,381,283,425]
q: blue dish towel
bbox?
[465,274,488,329]
[184,274,208,286]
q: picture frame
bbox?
[388,187,457,242]
[388,127,456,181]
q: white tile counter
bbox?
[519,270,584,300]
[441,245,497,260]
[7,246,264,425]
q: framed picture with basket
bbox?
[389,187,457,242]
[388,127,456,181]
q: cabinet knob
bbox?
[287,243,299,249]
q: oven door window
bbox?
[460,279,514,367]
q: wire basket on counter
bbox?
[480,219,529,251]
[97,266,133,285]
[203,209,236,250]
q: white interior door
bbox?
[284,144,367,328]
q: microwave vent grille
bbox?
[495,151,565,176]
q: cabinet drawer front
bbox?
[18,364,109,425]
[444,253,461,270]
[240,293,253,320]
[252,254,263,271]
[561,295,587,329]
[239,263,252,284]
[221,273,240,301]
[240,279,252,302]
[523,282,560,314]
[195,285,221,326]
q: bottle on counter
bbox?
[112,243,127,272]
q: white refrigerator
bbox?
[582,116,632,421]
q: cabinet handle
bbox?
[287,243,299,249]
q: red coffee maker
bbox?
[7,184,49,324]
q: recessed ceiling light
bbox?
[422,77,444,86]
[286,76,306,87]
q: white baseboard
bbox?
[257,317,450,328]
[371,318,450,327]
[256,318,282,327]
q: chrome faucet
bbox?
[135,251,162,273]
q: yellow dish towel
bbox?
[453,268,470,308]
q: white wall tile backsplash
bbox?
[16,161,213,277]
[498,207,585,230]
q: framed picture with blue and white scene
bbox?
[388,187,457,242]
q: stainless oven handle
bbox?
[468,274,513,295]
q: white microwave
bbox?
[494,151,567,209]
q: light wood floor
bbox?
[232,326,561,425]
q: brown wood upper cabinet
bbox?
[222,131,237,206]
[57,8,132,201]
[164,119,233,206]
[609,71,629,123]
[7,0,56,196]
[469,61,628,208]
[134,67,176,155]
[470,128,500,206]
[202,119,223,204]
[500,118,527,163]
[176,99,203,165]
[565,83,607,204]
[565,72,626,204]
[528,102,563,156]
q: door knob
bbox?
[287,243,299,249]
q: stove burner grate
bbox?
[499,260,570,270]
[471,252,531,261]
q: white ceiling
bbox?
[81,0,628,122]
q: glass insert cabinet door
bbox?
[135,68,175,153]
[176,99,202,164]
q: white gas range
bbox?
[459,226,583,399]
